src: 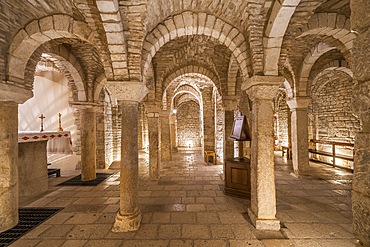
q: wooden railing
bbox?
[309,139,354,171]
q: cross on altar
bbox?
[39,114,45,132]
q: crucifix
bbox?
[39,114,45,132]
[57,113,64,131]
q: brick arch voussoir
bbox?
[296,13,355,56]
[310,67,353,96]
[7,14,93,87]
[163,65,220,93]
[142,12,249,84]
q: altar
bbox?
[18,131,72,197]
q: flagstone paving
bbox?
[12,151,355,247]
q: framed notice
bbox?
[230,114,251,141]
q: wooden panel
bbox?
[224,158,251,198]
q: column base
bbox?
[247,208,280,231]
[112,208,142,232]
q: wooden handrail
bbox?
[310,139,354,147]
[309,139,354,171]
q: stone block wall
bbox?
[96,104,105,169]
[274,92,289,148]
[309,72,360,169]
[176,101,202,147]
[104,94,114,166]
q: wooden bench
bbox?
[204,150,216,164]
[281,145,292,159]
[47,163,61,177]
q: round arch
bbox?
[7,14,95,89]
[142,11,250,83]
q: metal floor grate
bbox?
[57,173,113,186]
[0,207,62,246]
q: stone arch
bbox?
[297,43,337,96]
[163,65,220,93]
[264,0,302,75]
[310,67,353,96]
[94,73,108,102]
[172,87,202,110]
[227,56,239,96]
[47,45,87,102]
[96,0,128,80]
[7,14,95,89]
[142,11,250,82]
[296,13,355,57]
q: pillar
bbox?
[78,105,97,181]
[169,114,177,152]
[244,76,283,230]
[113,100,142,231]
[287,97,311,174]
[107,82,148,232]
[160,113,172,161]
[0,101,18,232]
[202,87,215,151]
[287,109,292,158]
[350,1,370,245]
[224,110,235,160]
[148,112,161,180]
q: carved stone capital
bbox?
[243,76,284,101]
[107,81,148,102]
[71,102,99,111]
[286,97,311,110]
[222,97,238,111]
[0,83,33,104]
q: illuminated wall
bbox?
[176,101,202,147]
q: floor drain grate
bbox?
[57,173,113,186]
[0,207,63,246]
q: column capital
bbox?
[243,76,284,101]
[222,97,238,111]
[71,101,99,110]
[0,83,33,104]
[286,97,311,110]
[106,81,148,102]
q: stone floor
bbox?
[13,151,356,247]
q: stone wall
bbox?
[309,71,360,169]
[310,73,360,141]
[176,101,202,147]
[103,91,114,166]
[274,92,289,148]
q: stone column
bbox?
[287,109,292,158]
[148,112,161,180]
[350,2,370,245]
[0,101,18,232]
[244,76,283,231]
[107,82,148,232]
[169,114,177,152]
[202,87,215,151]
[224,110,235,160]
[160,113,172,161]
[287,97,311,174]
[113,100,142,231]
[76,104,97,181]
[138,104,144,150]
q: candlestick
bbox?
[57,113,64,131]
[39,114,45,132]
